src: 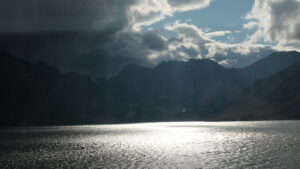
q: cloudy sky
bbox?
[0,0,299,77]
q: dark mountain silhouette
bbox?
[0,51,114,126]
[107,59,244,121]
[0,51,300,126]
[220,62,300,120]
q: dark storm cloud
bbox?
[0,0,280,77]
[0,0,134,33]
[0,30,168,77]
[0,0,187,77]
[142,31,167,51]
[0,0,163,77]
[0,32,112,75]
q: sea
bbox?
[0,121,299,169]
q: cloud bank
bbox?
[146,21,274,68]
[2,0,295,77]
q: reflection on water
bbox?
[0,121,299,168]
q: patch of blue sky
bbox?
[144,0,255,44]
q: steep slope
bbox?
[220,62,300,120]
[241,51,300,84]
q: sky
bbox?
[0,0,299,77]
[146,0,254,43]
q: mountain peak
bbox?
[156,58,222,70]
[118,64,150,76]
[187,58,217,64]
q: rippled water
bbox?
[0,121,299,169]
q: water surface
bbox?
[0,121,299,168]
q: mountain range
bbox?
[0,51,300,126]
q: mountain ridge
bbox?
[1,51,300,126]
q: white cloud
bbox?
[206,31,232,38]
[243,21,258,30]
[167,0,211,12]
[165,21,212,57]
[145,22,276,68]
[128,0,212,29]
[245,0,300,49]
